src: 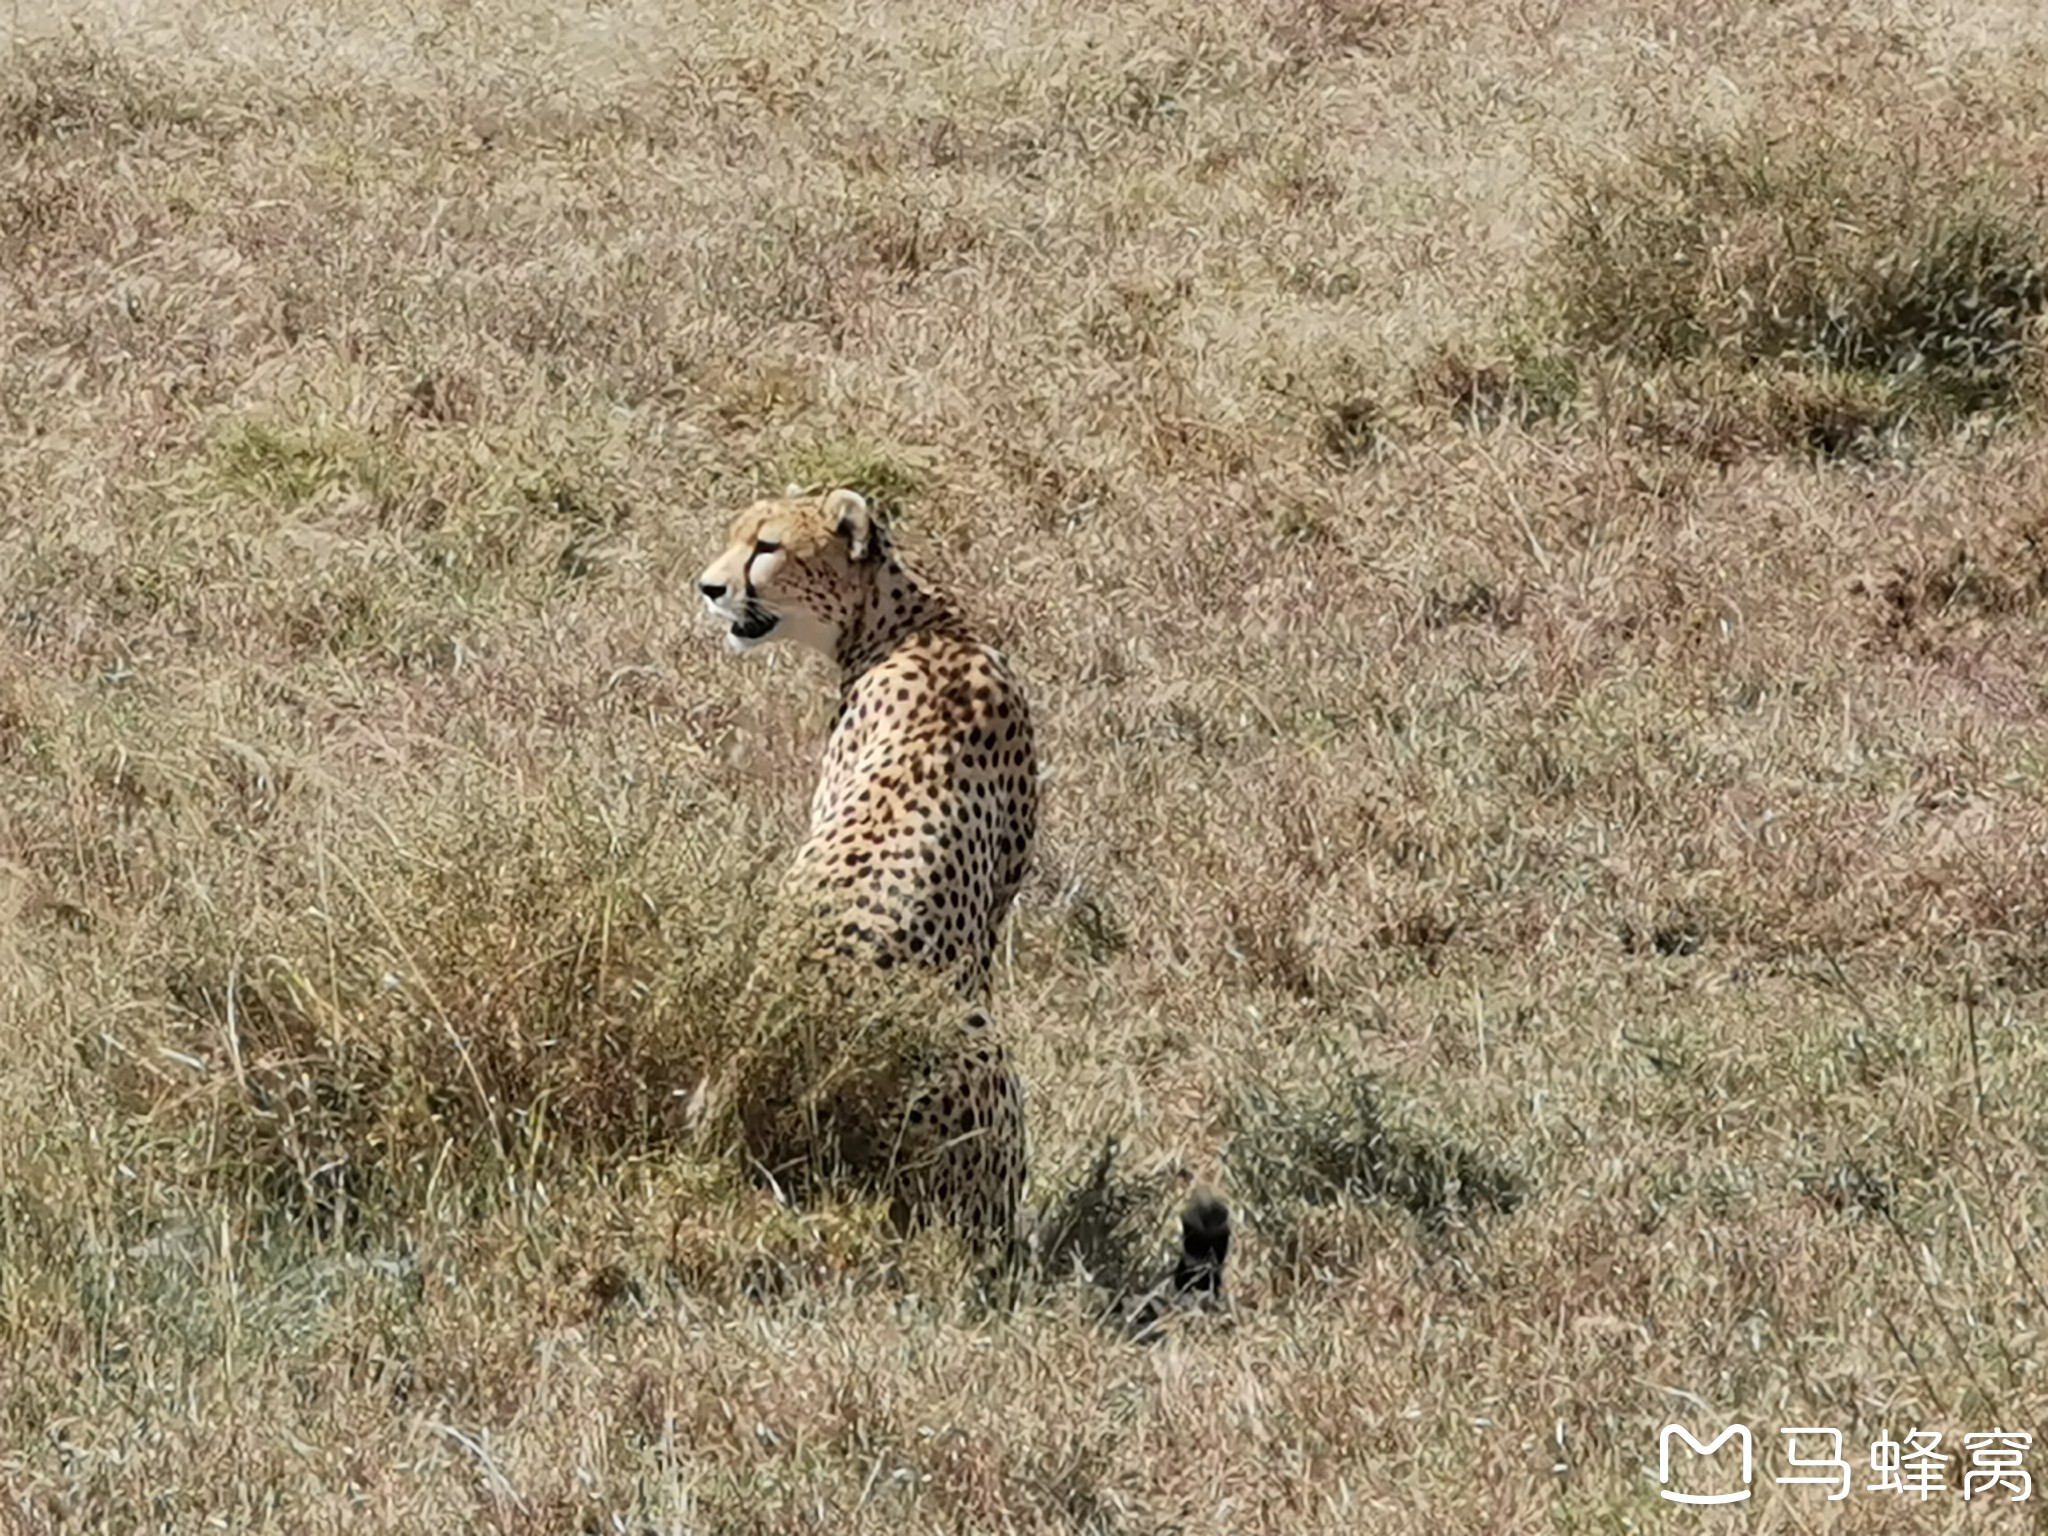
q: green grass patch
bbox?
[781,438,934,523]
[1534,126,2048,454]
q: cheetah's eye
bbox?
[753,538,781,556]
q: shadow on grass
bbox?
[1226,1069,1525,1247]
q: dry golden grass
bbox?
[7,0,2048,1529]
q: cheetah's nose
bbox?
[698,580,726,603]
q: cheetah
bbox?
[698,486,1035,1248]
[698,487,1231,1300]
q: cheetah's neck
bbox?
[834,556,970,681]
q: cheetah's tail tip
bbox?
[1173,1188,1232,1303]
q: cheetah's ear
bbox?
[824,488,878,563]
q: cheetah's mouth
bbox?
[726,607,780,650]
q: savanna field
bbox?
[6,0,2048,1529]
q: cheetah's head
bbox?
[697,487,882,656]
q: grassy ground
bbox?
[6,0,2048,1529]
